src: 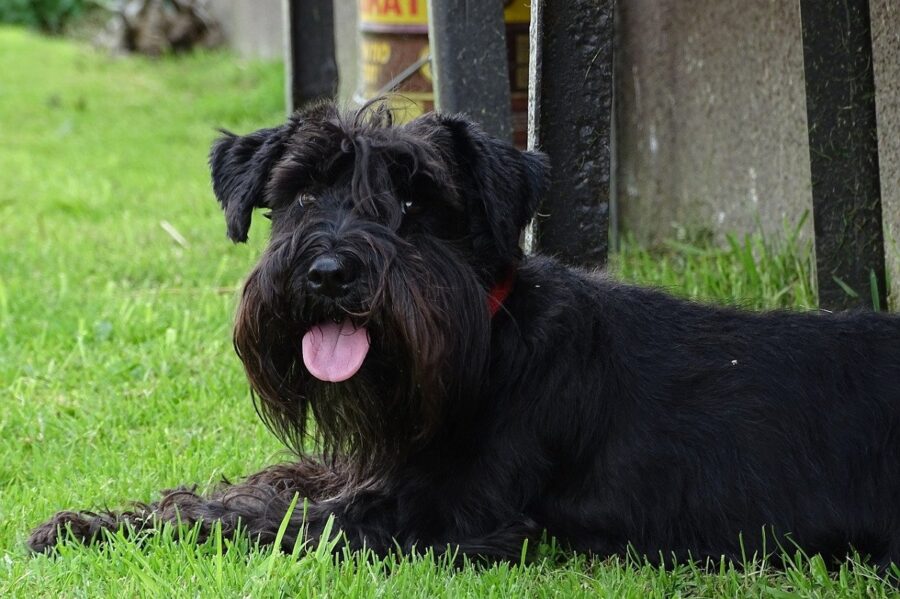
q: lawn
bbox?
[0,26,893,598]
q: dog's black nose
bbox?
[307,256,350,298]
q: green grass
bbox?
[0,26,895,598]
[614,218,817,311]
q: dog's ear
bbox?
[415,114,549,262]
[209,123,295,242]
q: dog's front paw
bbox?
[27,511,102,553]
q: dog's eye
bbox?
[296,194,313,208]
[401,199,424,216]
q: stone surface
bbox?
[872,0,900,308]
[207,0,284,60]
[614,0,813,244]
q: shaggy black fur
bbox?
[29,101,900,569]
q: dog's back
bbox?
[513,256,900,565]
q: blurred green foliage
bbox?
[0,0,89,33]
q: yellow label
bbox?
[503,0,531,23]
[361,40,392,64]
[418,45,433,81]
[359,0,427,24]
[359,0,530,25]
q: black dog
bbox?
[29,101,900,568]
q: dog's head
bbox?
[210,101,548,467]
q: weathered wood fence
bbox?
[283,0,889,311]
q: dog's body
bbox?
[30,103,900,567]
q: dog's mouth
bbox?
[301,319,370,383]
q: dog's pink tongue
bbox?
[301,320,370,382]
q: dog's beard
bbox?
[233,234,491,475]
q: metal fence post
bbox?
[528,0,614,266]
[799,0,887,310]
[283,0,338,114]
[426,0,512,141]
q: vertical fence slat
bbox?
[528,0,614,266]
[283,0,338,114]
[426,0,512,141]
[799,0,886,310]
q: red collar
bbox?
[487,269,516,317]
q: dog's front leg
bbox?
[27,486,223,553]
[27,459,350,553]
